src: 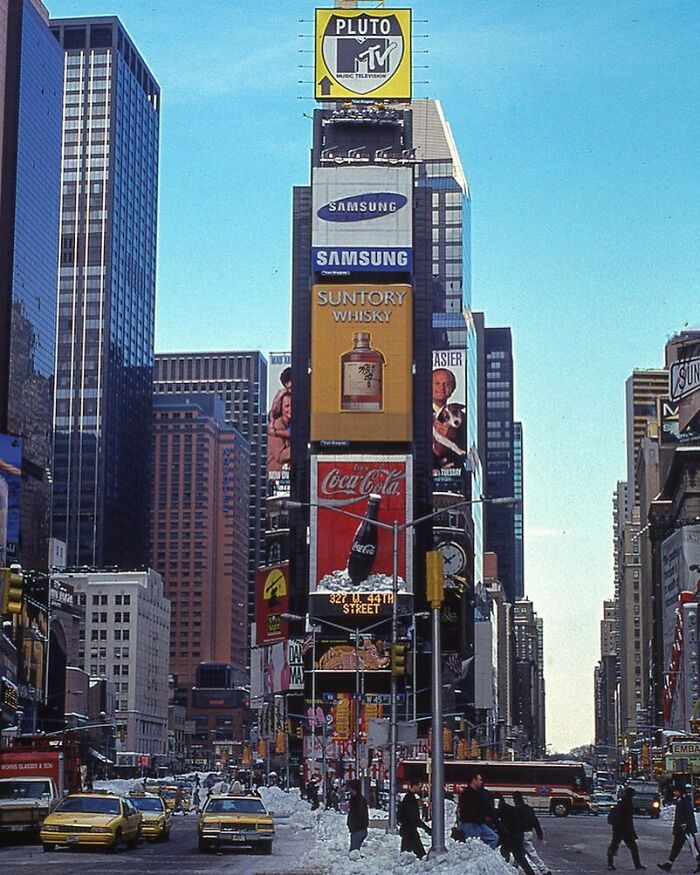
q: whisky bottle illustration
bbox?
[340,332,385,411]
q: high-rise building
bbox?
[49,17,160,567]
[513,598,546,757]
[150,393,250,694]
[0,0,63,570]
[484,327,517,602]
[625,369,667,504]
[153,352,267,641]
[513,421,524,599]
[53,568,170,757]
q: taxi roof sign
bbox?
[315,8,411,101]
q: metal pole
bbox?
[322,720,327,801]
[388,520,399,833]
[430,600,446,855]
[412,616,417,723]
[311,622,316,783]
[355,627,360,781]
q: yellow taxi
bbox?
[40,792,142,853]
[129,791,172,840]
[161,785,190,813]
[197,793,274,854]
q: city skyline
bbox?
[44,0,700,751]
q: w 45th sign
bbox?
[315,8,412,101]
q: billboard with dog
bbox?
[432,350,466,477]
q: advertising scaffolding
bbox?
[267,352,292,495]
[432,349,467,478]
[309,454,412,621]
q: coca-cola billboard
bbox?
[309,455,413,620]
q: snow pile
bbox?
[268,791,516,875]
[260,786,304,817]
[317,570,407,593]
[93,778,143,795]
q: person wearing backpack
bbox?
[607,786,646,871]
[657,785,699,871]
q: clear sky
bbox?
[48,0,700,752]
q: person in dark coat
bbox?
[657,785,698,871]
[513,791,551,875]
[346,780,369,853]
[457,771,499,848]
[494,794,537,875]
[608,786,645,871]
[398,781,431,859]
[306,779,320,810]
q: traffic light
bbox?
[1,565,23,615]
[426,551,444,608]
[391,643,406,677]
[296,724,304,739]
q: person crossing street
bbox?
[607,786,646,871]
[657,785,699,872]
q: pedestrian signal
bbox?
[391,643,406,677]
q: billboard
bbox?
[432,350,466,478]
[267,351,292,495]
[310,284,412,442]
[315,8,412,101]
[0,435,21,563]
[669,354,700,434]
[311,167,413,275]
[254,563,290,646]
[250,638,305,702]
[660,526,700,669]
[313,638,390,672]
[309,455,412,620]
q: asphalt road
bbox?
[0,809,691,874]
[0,813,312,874]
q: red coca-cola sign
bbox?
[310,456,413,614]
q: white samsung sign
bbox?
[311,166,413,275]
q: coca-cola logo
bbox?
[319,466,405,498]
[351,544,376,556]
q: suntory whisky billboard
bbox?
[310,284,412,442]
[315,8,412,101]
[309,454,413,621]
[311,166,413,275]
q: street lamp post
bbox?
[284,494,516,841]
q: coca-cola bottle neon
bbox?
[347,493,381,584]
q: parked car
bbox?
[590,791,618,816]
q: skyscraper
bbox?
[150,393,249,694]
[513,421,524,599]
[0,0,63,570]
[50,17,160,567]
[625,369,667,504]
[153,352,267,639]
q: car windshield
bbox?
[56,796,120,815]
[0,780,51,800]
[205,798,266,814]
[131,797,163,812]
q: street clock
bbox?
[437,541,466,577]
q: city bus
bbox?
[397,759,593,816]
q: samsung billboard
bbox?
[311,166,413,275]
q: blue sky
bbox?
[48,0,700,751]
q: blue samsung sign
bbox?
[312,246,413,274]
[318,192,408,222]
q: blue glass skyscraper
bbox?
[49,17,160,567]
[0,0,63,570]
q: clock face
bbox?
[263,569,287,601]
[438,541,466,576]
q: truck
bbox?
[0,748,74,839]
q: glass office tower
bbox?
[49,17,160,567]
[0,0,63,569]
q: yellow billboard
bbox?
[315,8,412,101]
[310,284,412,442]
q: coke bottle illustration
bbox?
[347,493,381,584]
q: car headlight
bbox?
[652,800,660,808]
[91,826,112,833]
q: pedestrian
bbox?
[494,794,537,875]
[657,785,699,871]
[607,785,645,871]
[456,770,499,848]
[398,780,431,859]
[346,780,369,855]
[192,788,201,813]
[298,774,307,799]
[325,784,340,811]
[230,777,244,795]
[512,790,552,875]
[306,778,320,810]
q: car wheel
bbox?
[42,843,55,853]
[551,801,570,817]
[163,829,171,841]
[259,840,273,855]
[109,830,121,853]
[198,836,211,853]
[126,832,139,850]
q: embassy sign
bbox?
[312,166,412,275]
[315,8,411,101]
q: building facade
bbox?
[513,598,546,757]
[0,0,63,570]
[153,352,267,646]
[53,568,170,757]
[50,17,159,567]
[150,393,250,695]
